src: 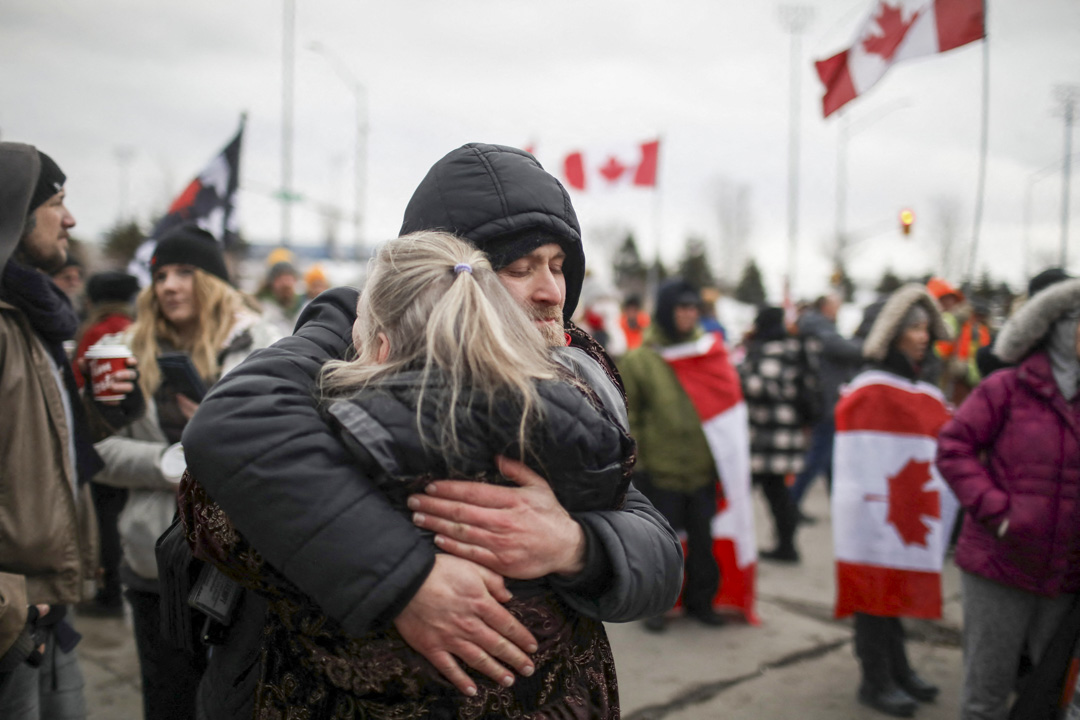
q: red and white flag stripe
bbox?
[832,370,956,619]
[815,0,984,117]
[661,332,758,623]
[562,139,660,192]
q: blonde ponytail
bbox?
[322,231,556,455]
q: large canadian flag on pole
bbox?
[815,0,985,117]
[832,370,957,619]
[562,139,660,192]
[661,332,758,623]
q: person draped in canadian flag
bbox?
[620,279,756,632]
[832,283,956,717]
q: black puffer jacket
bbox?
[326,372,633,517]
[182,288,682,635]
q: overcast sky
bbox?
[3,0,1078,299]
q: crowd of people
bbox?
[0,137,1078,720]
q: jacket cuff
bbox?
[370,552,436,633]
[547,517,612,596]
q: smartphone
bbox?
[157,352,208,402]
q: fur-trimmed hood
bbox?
[863,283,951,361]
[993,277,1080,364]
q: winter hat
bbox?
[1028,267,1073,297]
[863,283,950,361]
[268,260,298,282]
[87,271,140,304]
[754,306,787,342]
[399,143,585,320]
[994,277,1080,364]
[654,278,700,342]
[901,303,929,329]
[304,264,327,286]
[926,276,963,304]
[150,224,229,283]
[28,151,65,214]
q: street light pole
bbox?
[308,41,368,261]
[281,0,296,247]
[779,5,813,299]
[1056,85,1079,266]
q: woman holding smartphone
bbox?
[88,224,278,720]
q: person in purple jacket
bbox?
[937,277,1080,720]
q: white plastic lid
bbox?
[160,443,187,483]
[85,344,134,359]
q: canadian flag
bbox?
[832,370,957,619]
[661,332,758,623]
[815,0,985,117]
[562,139,660,192]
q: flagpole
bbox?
[966,9,989,282]
[779,6,814,297]
[650,134,664,310]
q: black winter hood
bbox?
[399,143,586,320]
[654,278,700,343]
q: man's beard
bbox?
[530,306,565,346]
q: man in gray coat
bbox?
[789,293,863,520]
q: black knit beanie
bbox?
[87,271,140,304]
[28,151,66,213]
[150,225,230,283]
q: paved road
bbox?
[77,480,965,718]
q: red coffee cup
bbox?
[85,344,134,402]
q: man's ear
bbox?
[376,332,391,364]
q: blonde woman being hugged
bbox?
[89,225,278,720]
[183,231,636,719]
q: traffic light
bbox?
[899,208,915,236]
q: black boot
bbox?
[857,683,918,717]
[888,619,939,702]
[896,672,939,703]
[854,614,918,717]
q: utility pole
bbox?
[1055,85,1079,266]
[779,5,814,298]
[280,0,296,246]
[308,41,368,261]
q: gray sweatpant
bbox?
[961,571,1075,720]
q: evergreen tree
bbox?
[612,233,647,297]
[677,237,715,290]
[734,259,767,306]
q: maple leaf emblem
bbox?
[598,156,628,183]
[862,3,920,61]
[885,459,940,546]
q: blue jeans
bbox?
[789,418,834,508]
[0,615,86,720]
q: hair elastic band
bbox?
[454,263,473,275]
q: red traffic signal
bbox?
[899,209,915,236]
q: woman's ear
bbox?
[376,332,391,364]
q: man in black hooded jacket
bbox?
[182,144,683,711]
